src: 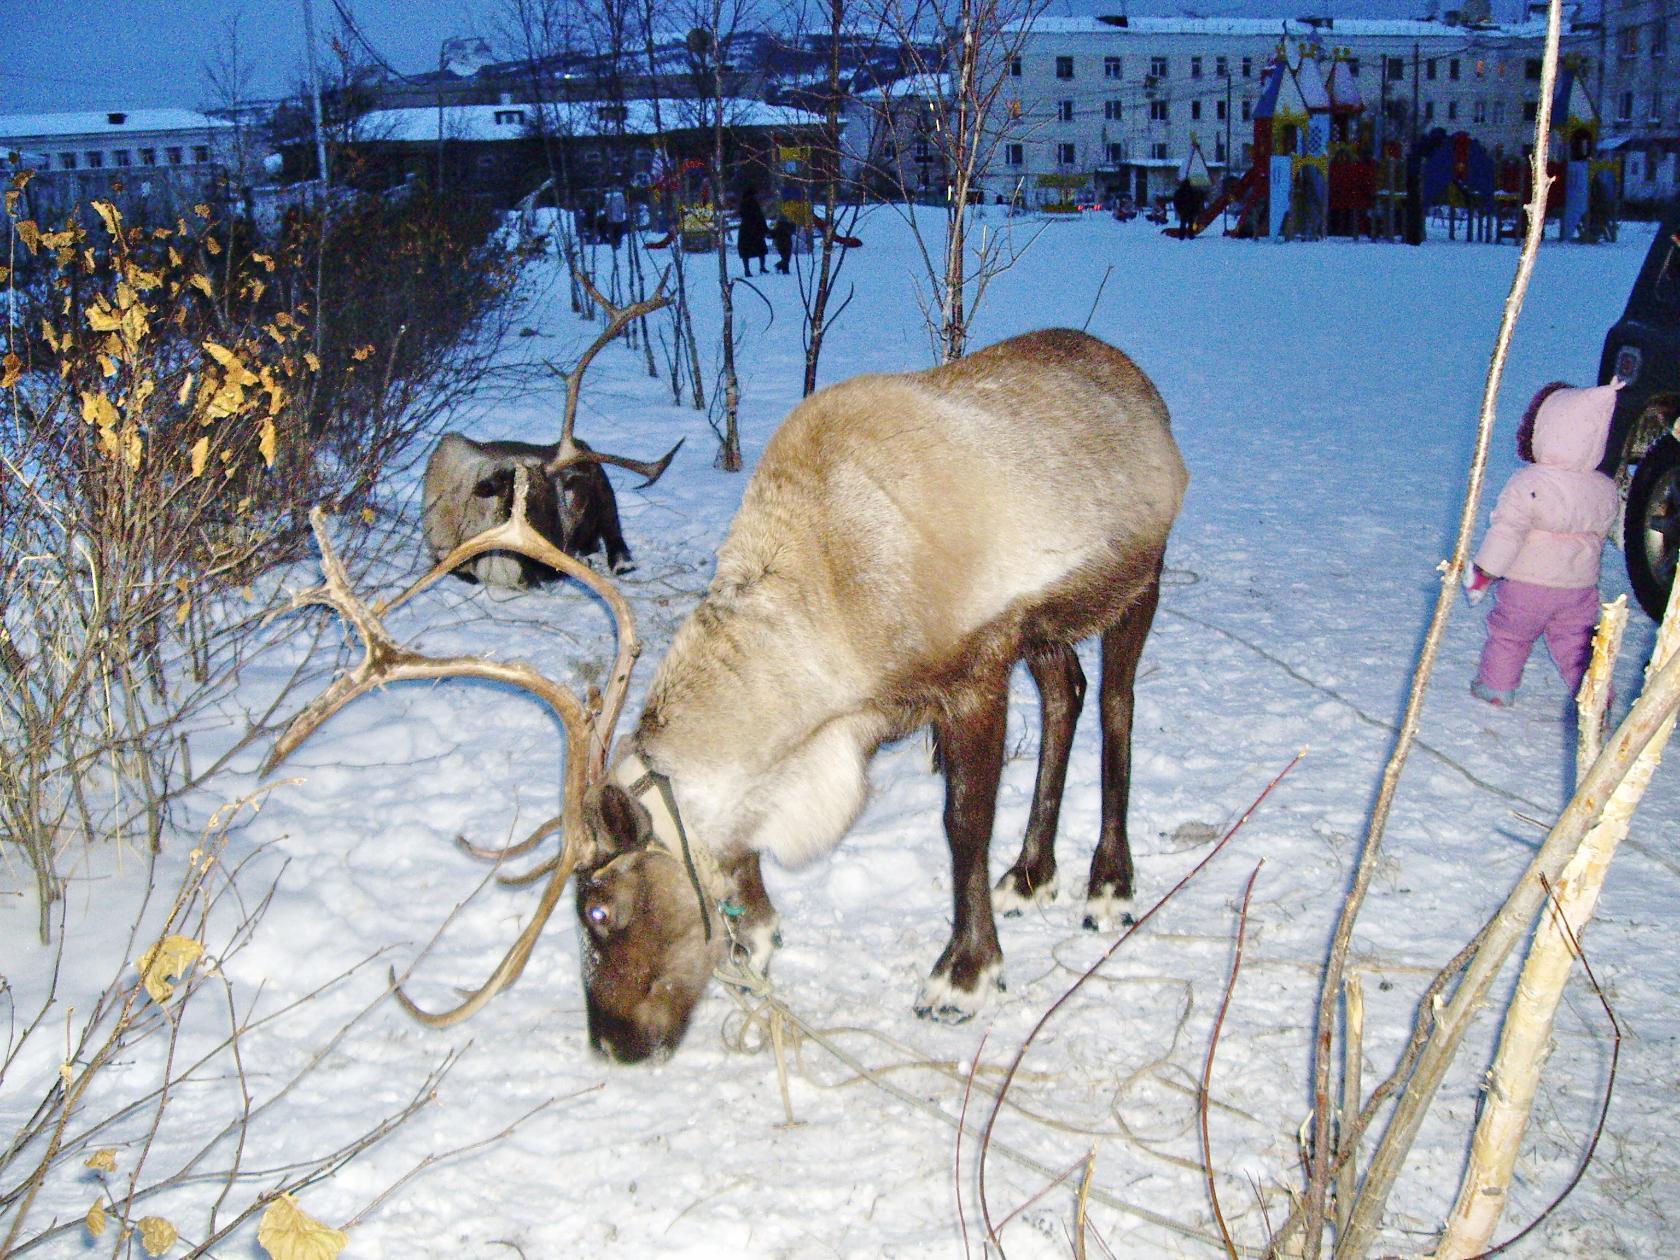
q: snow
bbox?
[0,109,233,142]
[5,210,1676,1258]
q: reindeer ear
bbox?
[472,468,513,498]
[589,782,654,856]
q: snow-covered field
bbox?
[6,210,1674,1258]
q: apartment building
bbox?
[1602,0,1678,203]
[981,13,1603,209]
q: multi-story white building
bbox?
[979,12,1607,210]
[1601,0,1678,203]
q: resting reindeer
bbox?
[267,326,1184,1065]
[422,432,679,586]
[575,328,1186,1062]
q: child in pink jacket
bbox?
[1465,380,1622,706]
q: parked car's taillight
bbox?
[1614,344,1643,386]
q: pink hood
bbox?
[1474,382,1621,588]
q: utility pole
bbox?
[300,0,329,187]
[1224,68,1233,233]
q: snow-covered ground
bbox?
[5,210,1674,1258]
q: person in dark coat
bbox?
[1171,178,1207,238]
[772,215,795,273]
[737,186,769,276]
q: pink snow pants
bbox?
[1476,578,1601,697]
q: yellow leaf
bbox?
[91,200,123,239]
[168,246,183,268]
[86,1200,107,1239]
[191,437,209,477]
[40,320,59,353]
[203,340,257,384]
[85,1148,118,1172]
[80,390,119,430]
[193,203,211,218]
[360,507,375,525]
[205,235,221,255]
[138,1215,178,1256]
[116,280,138,310]
[121,303,150,348]
[98,353,118,378]
[128,265,164,290]
[189,273,214,299]
[85,300,121,333]
[14,220,40,254]
[252,251,275,271]
[132,377,155,410]
[136,935,203,1005]
[177,372,194,406]
[241,585,255,601]
[1,353,19,388]
[351,343,374,361]
[259,417,277,467]
[257,1194,348,1260]
[176,601,190,626]
[0,264,9,283]
[303,352,320,373]
[123,425,142,470]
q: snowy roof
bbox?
[1293,57,1332,112]
[0,109,233,142]
[854,74,953,102]
[1012,14,1553,40]
[354,99,824,144]
[1326,58,1365,113]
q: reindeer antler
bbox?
[264,470,641,1026]
[544,269,682,486]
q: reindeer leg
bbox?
[1084,563,1163,932]
[718,849,780,973]
[916,676,1008,1023]
[994,643,1085,916]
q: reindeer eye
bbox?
[587,903,611,928]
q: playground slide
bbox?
[1171,166,1262,239]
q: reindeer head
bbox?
[573,779,723,1062]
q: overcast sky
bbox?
[3,0,1532,119]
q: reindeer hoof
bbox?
[1082,891,1136,933]
[732,916,782,974]
[913,964,1003,1023]
[992,871,1057,918]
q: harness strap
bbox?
[613,751,718,943]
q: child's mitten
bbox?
[1463,565,1494,605]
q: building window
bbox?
[58,152,77,170]
[1150,99,1169,122]
[1215,55,1228,77]
[166,146,183,164]
[1191,99,1202,120]
[1474,99,1487,123]
[1106,141,1124,164]
[1005,142,1023,166]
[1525,58,1542,80]
[1522,99,1537,121]
[1651,91,1664,122]
[1241,56,1253,78]
[913,136,931,161]
[1056,55,1074,79]
[85,151,104,168]
[1619,26,1638,58]
[1058,99,1075,122]
[1449,58,1461,81]
[1104,55,1121,79]
[1104,99,1122,120]
[881,139,896,160]
[1216,99,1227,120]
[1492,100,1506,124]
[1215,136,1227,161]
[1618,90,1633,121]
[1424,101,1435,122]
[1426,58,1437,81]
[493,108,524,125]
[139,147,156,165]
[1057,142,1076,165]
[1150,55,1168,78]
[1653,21,1667,57]
[1386,56,1405,82]
[1447,100,1458,121]
[1008,55,1021,77]
[112,149,131,167]
[1241,98,1253,121]
[1190,55,1203,79]
[1151,141,1168,160]
[1348,58,1360,77]
[192,145,210,163]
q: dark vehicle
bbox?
[1600,198,1680,618]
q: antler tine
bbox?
[549,436,685,490]
[558,269,675,453]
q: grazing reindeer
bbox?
[576,328,1186,1061]
[267,327,1184,1066]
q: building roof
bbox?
[1015,14,1555,40]
[854,74,953,102]
[353,98,824,144]
[0,109,233,142]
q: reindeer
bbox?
[420,273,681,589]
[267,327,1185,1066]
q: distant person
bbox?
[772,215,795,274]
[1171,178,1206,238]
[1464,381,1622,707]
[737,186,769,276]
[603,187,629,249]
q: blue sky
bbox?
[3,0,1538,118]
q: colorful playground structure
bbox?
[1184,47,1620,244]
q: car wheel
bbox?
[1624,433,1680,620]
